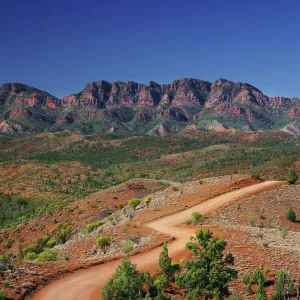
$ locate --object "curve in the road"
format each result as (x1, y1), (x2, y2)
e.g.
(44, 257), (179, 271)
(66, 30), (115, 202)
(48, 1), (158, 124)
(31, 181), (284, 300)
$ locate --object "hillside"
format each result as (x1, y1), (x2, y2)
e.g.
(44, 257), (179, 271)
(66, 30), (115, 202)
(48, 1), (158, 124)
(0, 130), (299, 299)
(1, 78), (300, 135)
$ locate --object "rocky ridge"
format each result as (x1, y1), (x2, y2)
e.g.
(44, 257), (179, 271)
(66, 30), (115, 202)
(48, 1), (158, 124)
(0, 78), (300, 135)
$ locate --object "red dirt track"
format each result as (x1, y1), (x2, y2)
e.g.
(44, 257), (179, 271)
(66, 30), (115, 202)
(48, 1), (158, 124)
(31, 181), (284, 300)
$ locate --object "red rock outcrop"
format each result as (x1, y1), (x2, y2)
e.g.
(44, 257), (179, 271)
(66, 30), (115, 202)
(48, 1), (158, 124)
(289, 106), (300, 118)
(1, 78), (300, 135)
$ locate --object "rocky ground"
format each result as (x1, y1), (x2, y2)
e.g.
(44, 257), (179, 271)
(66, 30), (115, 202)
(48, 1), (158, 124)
(193, 183), (300, 298)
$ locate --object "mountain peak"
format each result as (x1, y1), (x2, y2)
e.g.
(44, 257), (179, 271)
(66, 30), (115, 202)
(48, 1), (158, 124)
(0, 77), (299, 135)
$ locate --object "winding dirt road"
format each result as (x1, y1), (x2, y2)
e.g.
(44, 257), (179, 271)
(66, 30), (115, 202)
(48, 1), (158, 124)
(31, 181), (284, 300)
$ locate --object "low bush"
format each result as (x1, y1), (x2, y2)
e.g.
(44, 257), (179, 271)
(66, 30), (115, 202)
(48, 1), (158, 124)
(122, 240), (134, 255)
(97, 236), (111, 254)
(0, 254), (14, 274)
(0, 290), (7, 300)
(25, 252), (38, 261)
(242, 271), (250, 285)
(248, 216), (256, 227)
(229, 292), (242, 300)
(287, 169), (298, 184)
(54, 226), (75, 244)
(46, 240), (56, 248)
(128, 198), (140, 210)
(286, 207), (296, 222)
(143, 196), (152, 207)
(85, 221), (104, 233)
(23, 244), (39, 255)
(252, 268), (264, 284)
(36, 249), (59, 262)
(280, 226), (288, 239)
(191, 212), (202, 224)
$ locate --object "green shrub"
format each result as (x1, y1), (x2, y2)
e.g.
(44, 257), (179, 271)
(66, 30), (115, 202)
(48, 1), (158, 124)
(280, 226), (288, 239)
(25, 252), (38, 261)
(0, 254), (14, 274)
(55, 226), (75, 244)
(242, 271), (250, 285)
(97, 236), (111, 254)
(101, 258), (146, 300)
(23, 243), (39, 255)
(85, 221), (104, 233)
(191, 212), (202, 224)
(122, 240), (134, 255)
(287, 169), (298, 184)
(46, 240), (56, 248)
(286, 207), (296, 222)
(175, 229), (237, 300)
(128, 198), (140, 210)
(246, 282), (252, 294)
(3, 281), (10, 288)
(264, 268), (270, 276)
(37, 235), (50, 249)
(65, 254), (70, 261)
(143, 196), (152, 207)
(229, 292), (242, 300)
(37, 249), (59, 262)
(0, 290), (7, 300)
(248, 216), (256, 227)
(171, 261), (181, 272)
(252, 269), (264, 284)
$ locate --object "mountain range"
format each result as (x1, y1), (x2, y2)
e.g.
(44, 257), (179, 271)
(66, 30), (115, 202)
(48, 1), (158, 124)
(0, 78), (300, 135)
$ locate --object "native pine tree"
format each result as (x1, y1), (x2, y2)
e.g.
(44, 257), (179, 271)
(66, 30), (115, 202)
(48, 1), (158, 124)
(176, 228), (237, 300)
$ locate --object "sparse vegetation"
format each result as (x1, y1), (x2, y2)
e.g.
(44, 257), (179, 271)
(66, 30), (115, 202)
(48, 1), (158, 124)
(0, 130), (300, 299)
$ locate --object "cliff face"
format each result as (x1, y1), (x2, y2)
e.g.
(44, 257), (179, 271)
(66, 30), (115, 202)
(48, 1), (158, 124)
(61, 78), (212, 108)
(0, 78), (299, 135)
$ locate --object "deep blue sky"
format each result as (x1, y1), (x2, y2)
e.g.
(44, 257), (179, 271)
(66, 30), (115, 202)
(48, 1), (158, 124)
(1, 0), (300, 98)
